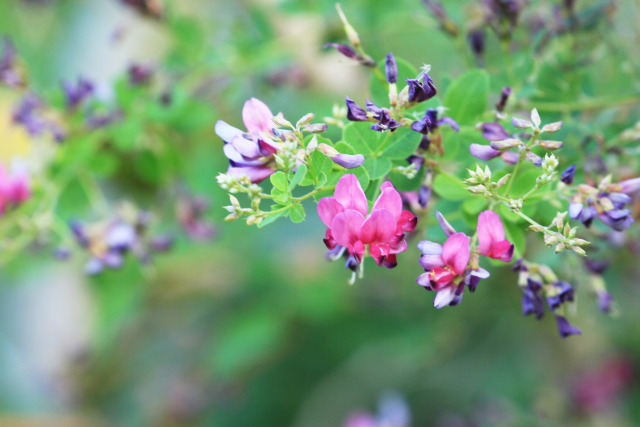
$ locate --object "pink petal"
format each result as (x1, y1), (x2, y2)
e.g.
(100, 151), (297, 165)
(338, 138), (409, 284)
(398, 210), (417, 232)
(372, 182), (402, 220)
(477, 210), (506, 257)
(360, 209), (396, 244)
(331, 210), (365, 249)
(491, 240), (514, 262)
(442, 232), (470, 276)
(242, 98), (274, 134)
(334, 174), (369, 217)
(317, 197), (344, 228)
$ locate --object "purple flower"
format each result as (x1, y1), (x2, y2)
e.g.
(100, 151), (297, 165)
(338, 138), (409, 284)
(470, 143), (501, 161)
(411, 108), (458, 136)
(317, 143), (365, 169)
(405, 73), (437, 103)
(62, 77), (94, 110)
(12, 94), (65, 142)
(522, 278), (545, 320)
(128, 63), (155, 85)
(496, 86), (512, 112)
(385, 53), (398, 84)
(323, 43), (376, 67)
(561, 164), (577, 184)
(176, 195), (216, 241)
(547, 280), (575, 312)
(323, 42), (358, 60)
(0, 37), (24, 87)
(345, 96), (369, 122)
(555, 315), (582, 338)
(570, 184), (635, 231)
(215, 98), (279, 183)
(468, 29), (486, 59)
(481, 122), (510, 141)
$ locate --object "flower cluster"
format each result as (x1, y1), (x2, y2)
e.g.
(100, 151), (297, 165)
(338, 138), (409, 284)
(417, 210), (513, 308)
(318, 174), (417, 271)
(514, 259), (581, 338)
(69, 204), (172, 275)
(569, 175), (639, 231)
(470, 108), (563, 167)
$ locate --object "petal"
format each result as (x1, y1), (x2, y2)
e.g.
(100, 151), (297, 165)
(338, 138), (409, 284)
(417, 240), (443, 255)
(334, 174), (369, 217)
(442, 232), (470, 276)
(491, 240), (514, 262)
(469, 143), (500, 161)
(419, 254), (445, 271)
(481, 122), (510, 141)
(317, 197), (344, 228)
(434, 287), (457, 309)
(435, 211), (456, 236)
(214, 120), (244, 143)
(398, 210), (417, 232)
(501, 151), (520, 165)
(242, 98), (274, 134)
(230, 135), (261, 159)
(227, 166), (274, 183)
(331, 210), (365, 249)
(417, 272), (433, 289)
(360, 209), (396, 244)
(568, 202), (583, 220)
(477, 210), (506, 257)
(372, 182), (402, 220)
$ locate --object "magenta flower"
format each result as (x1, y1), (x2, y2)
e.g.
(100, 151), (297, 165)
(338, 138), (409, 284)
(477, 210), (514, 262)
(317, 174), (417, 269)
(417, 231), (470, 308)
(215, 98), (279, 183)
(0, 163), (31, 214)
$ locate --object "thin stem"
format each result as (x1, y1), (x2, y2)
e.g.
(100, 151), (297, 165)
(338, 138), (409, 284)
(503, 152), (525, 197)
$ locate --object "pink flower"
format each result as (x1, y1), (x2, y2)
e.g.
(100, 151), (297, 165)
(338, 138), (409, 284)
(477, 210), (514, 262)
(0, 163), (31, 214)
(317, 174), (417, 268)
(214, 98), (279, 183)
(417, 231), (471, 308)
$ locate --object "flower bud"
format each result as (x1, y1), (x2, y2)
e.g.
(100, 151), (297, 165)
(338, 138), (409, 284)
(385, 52), (398, 84)
(541, 121), (562, 133)
(530, 108), (541, 128)
(539, 140), (563, 150)
(489, 138), (521, 150)
(296, 113), (315, 128)
(511, 116), (532, 129)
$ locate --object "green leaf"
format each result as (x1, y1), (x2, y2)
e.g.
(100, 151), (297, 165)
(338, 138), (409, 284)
(289, 204), (306, 223)
(444, 69), (490, 125)
(380, 127), (421, 159)
(289, 164), (307, 189)
(388, 168), (425, 192)
(462, 197), (487, 215)
(364, 157), (392, 179)
(270, 171), (288, 192)
(343, 122), (381, 156)
(257, 208), (289, 228)
(352, 166), (370, 191)
(432, 173), (469, 201)
(271, 188), (289, 205)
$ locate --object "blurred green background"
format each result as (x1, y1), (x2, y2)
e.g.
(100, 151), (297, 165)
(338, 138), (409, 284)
(0, 0), (639, 426)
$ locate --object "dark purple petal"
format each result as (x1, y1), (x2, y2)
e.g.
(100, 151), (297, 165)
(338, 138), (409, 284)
(345, 96), (368, 121)
(323, 42), (358, 60)
(547, 281), (575, 312)
(555, 315), (582, 338)
(496, 86), (512, 112)
(561, 164), (577, 184)
(385, 52), (398, 84)
(418, 185), (431, 208)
